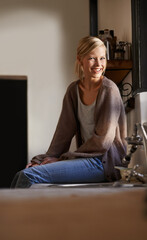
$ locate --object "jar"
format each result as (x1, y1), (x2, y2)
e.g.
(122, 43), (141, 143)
(114, 43), (125, 60)
(98, 30), (105, 42)
(124, 42), (132, 60)
(103, 29), (113, 60)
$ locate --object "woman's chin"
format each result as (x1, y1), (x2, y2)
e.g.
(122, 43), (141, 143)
(91, 73), (103, 79)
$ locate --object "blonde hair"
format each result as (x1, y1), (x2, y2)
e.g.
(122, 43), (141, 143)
(75, 36), (106, 80)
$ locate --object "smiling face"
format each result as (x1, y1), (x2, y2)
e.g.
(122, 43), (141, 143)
(80, 46), (107, 81)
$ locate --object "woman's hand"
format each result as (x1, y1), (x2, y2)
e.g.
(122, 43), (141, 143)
(40, 157), (59, 165)
(25, 162), (39, 168)
(25, 157), (59, 168)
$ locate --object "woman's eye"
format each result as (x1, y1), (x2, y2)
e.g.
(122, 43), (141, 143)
(100, 57), (105, 60)
(88, 57), (95, 60)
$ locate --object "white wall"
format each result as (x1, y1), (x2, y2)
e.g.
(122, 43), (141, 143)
(0, 0), (89, 161)
(98, 0), (132, 42)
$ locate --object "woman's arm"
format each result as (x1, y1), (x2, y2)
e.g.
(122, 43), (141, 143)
(28, 82), (78, 166)
(46, 83), (78, 158)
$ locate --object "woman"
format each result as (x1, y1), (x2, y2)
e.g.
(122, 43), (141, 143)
(11, 36), (127, 188)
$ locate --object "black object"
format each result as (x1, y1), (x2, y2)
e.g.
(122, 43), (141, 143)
(89, 0), (98, 36)
(131, 0), (147, 94)
(0, 78), (27, 188)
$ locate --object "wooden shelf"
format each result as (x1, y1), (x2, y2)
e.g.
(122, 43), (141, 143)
(0, 75), (27, 80)
(105, 60), (132, 85)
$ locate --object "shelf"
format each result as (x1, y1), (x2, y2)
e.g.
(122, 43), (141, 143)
(105, 60), (132, 85)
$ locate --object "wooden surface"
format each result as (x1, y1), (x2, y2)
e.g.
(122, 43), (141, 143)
(107, 60), (132, 70)
(0, 188), (147, 240)
(105, 60), (132, 85)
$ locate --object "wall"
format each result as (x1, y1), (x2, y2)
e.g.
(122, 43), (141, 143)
(0, 0), (89, 161)
(98, 0), (132, 42)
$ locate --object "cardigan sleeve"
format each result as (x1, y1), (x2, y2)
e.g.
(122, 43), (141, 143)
(45, 84), (78, 158)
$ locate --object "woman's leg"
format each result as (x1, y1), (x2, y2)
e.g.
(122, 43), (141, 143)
(11, 157), (106, 188)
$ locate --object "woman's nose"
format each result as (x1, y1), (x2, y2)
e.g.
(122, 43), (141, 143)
(94, 58), (100, 66)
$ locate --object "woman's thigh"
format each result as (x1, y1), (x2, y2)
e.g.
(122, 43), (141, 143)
(23, 157), (106, 185)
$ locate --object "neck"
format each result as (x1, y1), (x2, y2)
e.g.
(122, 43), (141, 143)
(82, 76), (103, 90)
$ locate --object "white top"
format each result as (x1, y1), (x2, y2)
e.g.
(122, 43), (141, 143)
(77, 86), (95, 143)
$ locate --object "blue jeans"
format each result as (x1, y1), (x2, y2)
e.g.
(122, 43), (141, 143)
(11, 157), (106, 188)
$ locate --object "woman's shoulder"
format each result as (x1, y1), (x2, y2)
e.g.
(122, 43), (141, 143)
(66, 80), (79, 93)
(101, 76), (123, 103)
(102, 76), (120, 93)
(102, 76), (117, 88)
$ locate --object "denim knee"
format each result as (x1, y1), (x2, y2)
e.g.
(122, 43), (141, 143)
(11, 170), (32, 188)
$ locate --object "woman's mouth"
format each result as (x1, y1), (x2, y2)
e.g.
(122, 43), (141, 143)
(92, 68), (103, 73)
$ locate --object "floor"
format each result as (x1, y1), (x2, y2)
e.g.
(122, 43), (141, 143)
(0, 183), (147, 240)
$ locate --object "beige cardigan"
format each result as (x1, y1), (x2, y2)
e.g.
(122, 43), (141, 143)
(32, 77), (127, 181)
